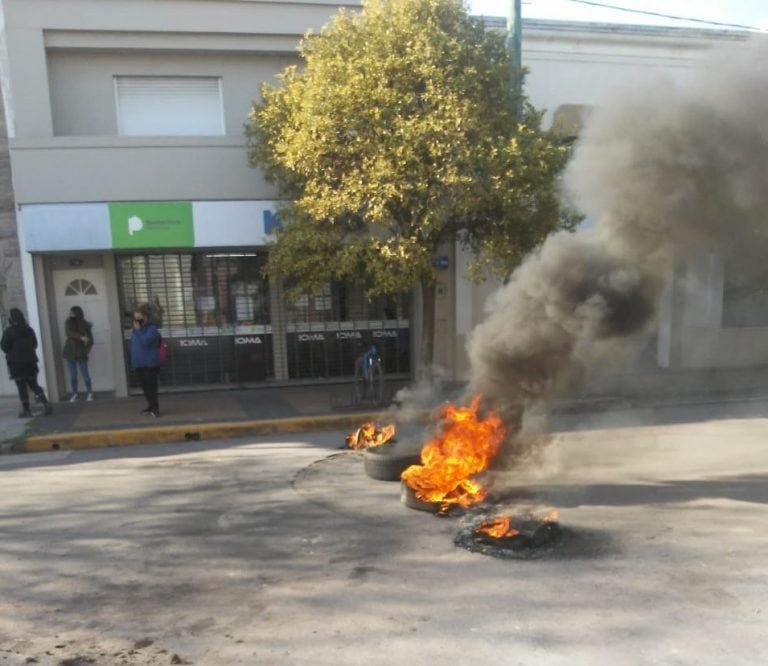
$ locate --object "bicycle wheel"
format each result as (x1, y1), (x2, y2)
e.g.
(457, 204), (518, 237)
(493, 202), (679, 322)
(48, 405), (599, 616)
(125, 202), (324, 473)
(369, 361), (384, 405)
(352, 363), (367, 404)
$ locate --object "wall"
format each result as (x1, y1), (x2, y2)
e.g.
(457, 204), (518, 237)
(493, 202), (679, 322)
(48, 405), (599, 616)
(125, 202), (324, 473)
(47, 50), (296, 137)
(3, 0), (358, 203)
(0, 83), (23, 395)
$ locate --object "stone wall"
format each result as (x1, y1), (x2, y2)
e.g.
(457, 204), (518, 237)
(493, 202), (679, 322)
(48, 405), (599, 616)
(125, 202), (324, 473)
(0, 84), (24, 328)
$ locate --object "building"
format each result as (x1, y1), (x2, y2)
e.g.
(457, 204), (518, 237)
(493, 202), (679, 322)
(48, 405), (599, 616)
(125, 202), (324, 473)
(0, 0), (754, 399)
(1, 0), (413, 400)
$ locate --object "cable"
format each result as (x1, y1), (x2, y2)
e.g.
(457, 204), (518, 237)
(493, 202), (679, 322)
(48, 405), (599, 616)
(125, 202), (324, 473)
(559, 0), (766, 32)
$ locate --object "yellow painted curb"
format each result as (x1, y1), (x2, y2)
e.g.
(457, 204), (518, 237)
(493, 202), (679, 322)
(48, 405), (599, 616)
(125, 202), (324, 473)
(21, 411), (393, 452)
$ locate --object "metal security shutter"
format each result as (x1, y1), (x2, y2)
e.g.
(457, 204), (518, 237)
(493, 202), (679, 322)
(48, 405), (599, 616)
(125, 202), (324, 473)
(117, 252), (273, 390)
(115, 76), (225, 136)
(284, 283), (412, 380)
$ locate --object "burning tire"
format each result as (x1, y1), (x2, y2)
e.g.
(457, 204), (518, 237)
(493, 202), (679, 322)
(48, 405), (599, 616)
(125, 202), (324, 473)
(454, 513), (563, 559)
(363, 443), (421, 482)
(400, 480), (443, 513)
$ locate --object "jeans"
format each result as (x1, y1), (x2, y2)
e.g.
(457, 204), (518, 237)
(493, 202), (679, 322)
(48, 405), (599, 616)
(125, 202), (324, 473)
(67, 359), (92, 394)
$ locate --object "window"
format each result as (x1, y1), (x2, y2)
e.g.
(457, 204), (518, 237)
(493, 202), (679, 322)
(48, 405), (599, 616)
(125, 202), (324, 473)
(65, 279), (97, 296)
(115, 76), (225, 136)
(116, 252), (274, 387)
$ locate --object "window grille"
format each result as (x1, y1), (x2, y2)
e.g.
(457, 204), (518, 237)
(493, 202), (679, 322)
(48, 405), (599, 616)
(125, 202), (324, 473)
(65, 279), (97, 296)
(117, 252), (273, 389)
(284, 283), (411, 380)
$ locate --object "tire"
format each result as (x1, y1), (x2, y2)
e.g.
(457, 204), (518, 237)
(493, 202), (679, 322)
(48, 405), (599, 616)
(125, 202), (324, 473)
(400, 481), (443, 514)
(363, 444), (421, 482)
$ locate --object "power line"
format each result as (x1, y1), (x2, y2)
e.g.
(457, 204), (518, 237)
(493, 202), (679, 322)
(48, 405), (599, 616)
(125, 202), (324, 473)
(561, 0), (766, 32)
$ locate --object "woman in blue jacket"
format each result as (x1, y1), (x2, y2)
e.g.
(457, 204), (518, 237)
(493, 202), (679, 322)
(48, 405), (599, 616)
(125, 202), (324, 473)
(130, 303), (161, 417)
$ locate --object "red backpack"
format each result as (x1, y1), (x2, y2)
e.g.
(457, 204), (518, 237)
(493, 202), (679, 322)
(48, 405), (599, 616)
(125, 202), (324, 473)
(158, 333), (169, 363)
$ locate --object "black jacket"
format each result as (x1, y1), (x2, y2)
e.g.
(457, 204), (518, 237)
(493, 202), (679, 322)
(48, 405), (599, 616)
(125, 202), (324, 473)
(0, 323), (39, 380)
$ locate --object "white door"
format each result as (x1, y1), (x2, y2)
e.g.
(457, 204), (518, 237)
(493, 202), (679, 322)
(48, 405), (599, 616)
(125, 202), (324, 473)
(53, 268), (115, 392)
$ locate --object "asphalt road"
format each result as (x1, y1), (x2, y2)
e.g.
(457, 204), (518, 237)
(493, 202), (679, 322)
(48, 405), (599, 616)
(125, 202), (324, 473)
(1, 410), (768, 665)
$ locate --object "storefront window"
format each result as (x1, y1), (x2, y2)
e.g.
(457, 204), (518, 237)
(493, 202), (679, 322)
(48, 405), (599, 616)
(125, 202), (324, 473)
(285, 282), (411, 380)
(117, 253), (411, 388)
(117, 252), (274, 388)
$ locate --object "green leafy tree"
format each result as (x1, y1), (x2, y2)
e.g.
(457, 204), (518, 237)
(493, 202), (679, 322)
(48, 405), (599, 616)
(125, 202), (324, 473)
(247, 0), (576, 371)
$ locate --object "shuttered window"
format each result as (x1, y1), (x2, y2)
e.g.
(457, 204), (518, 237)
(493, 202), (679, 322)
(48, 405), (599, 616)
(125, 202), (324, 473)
(115, 76), (225, 136)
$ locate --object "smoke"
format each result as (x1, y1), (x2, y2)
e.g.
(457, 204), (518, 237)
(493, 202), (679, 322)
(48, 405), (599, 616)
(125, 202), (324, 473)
(467, 35), (768, 454)
(391, 365), (453, 422)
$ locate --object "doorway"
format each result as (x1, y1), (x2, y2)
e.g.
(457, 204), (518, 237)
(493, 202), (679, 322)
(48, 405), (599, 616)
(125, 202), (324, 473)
(52, 268), (115, 392)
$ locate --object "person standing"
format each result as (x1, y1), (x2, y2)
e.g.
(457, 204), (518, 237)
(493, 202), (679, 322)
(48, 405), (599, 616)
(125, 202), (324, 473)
(0, 307), (53, 417)
(62, 305), (94, 402)
(130, 303), (161, 417)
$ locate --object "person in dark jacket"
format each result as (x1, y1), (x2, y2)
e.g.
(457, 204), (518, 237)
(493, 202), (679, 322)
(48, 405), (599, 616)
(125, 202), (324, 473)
(130, 303), (161, 417)
(0, 307), (52, 417)
(62, 305), (94, 402)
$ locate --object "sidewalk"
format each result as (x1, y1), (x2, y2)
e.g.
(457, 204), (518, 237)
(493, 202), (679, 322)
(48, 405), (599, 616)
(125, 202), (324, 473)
(3, 381), (413, 453)
(0, 395), (30, 452)
(3, 365), (768, 454)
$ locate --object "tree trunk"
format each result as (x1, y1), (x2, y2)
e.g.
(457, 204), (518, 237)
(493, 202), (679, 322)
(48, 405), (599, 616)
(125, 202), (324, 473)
(419, 280), (436, 380)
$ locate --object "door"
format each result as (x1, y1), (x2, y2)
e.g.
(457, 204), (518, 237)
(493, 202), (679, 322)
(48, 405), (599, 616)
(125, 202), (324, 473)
(53, 268), (115, 392)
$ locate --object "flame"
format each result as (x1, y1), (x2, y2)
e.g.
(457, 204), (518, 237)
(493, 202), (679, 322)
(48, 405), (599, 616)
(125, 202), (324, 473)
(474, 509), (560, 540)
(345, 421), (396, 450)
(543, 509), (560, 523)
(475, 516), (520, 538)
(401, 394), (506, 510)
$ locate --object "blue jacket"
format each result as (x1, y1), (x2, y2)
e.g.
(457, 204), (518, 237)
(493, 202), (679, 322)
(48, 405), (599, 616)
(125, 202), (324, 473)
(130, 322), (160, 369)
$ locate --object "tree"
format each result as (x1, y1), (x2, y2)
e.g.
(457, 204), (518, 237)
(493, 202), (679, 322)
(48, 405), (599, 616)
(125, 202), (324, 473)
(246, 0), (576, 372)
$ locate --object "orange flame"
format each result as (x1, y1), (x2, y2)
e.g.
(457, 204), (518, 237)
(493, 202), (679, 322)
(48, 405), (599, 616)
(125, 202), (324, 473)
(401, 394), (506, 509)
(345, 421), (396, 450)
(475, 516), (520, 538)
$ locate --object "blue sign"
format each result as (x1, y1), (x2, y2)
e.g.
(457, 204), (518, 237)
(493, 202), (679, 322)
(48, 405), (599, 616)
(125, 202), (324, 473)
(435, 255), (449, 270)
(263, 210), (283, 235)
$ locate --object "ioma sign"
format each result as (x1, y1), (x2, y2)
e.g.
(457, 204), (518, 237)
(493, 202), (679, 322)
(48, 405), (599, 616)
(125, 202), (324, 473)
(109, 202), (195, 248)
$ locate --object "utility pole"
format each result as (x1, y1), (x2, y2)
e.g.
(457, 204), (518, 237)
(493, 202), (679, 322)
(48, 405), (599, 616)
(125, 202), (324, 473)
(506, 0), (522, 119)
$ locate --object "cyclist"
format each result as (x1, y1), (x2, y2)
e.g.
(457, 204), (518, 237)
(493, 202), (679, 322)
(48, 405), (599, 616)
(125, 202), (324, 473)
(356, 340), (380, 380)
(353, 337), (384, 404)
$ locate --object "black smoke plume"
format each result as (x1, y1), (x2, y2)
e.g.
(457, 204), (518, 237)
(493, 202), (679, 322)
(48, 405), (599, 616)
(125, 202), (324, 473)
(467, 36), (768, 455)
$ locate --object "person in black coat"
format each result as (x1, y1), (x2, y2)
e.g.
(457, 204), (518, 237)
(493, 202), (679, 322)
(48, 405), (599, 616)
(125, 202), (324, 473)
(0, 307), (53, 417)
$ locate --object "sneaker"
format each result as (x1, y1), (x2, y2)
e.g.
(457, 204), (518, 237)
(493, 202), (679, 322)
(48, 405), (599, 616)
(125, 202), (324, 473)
(149, 410), (160, 418)
(18, 409), (32, 418)
(85, 393), (94, 402)
(140, 407), (152, 414)
(69, 393), (78, 402)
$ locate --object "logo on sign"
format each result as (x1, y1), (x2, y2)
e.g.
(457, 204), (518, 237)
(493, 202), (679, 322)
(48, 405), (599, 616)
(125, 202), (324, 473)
(263, 210), (283, 235)
(179, 339), (209, 347)
(298, 333), (325, 342)
(372, 330), (398, 338)
(128, 215), (143, 236)
(336, 331), (363, 340)
(235, 336), (263, 345)
(109, 202), (194, 249)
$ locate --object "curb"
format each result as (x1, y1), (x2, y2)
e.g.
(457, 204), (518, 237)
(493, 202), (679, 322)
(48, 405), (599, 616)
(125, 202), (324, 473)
(21, 411), (395, 453)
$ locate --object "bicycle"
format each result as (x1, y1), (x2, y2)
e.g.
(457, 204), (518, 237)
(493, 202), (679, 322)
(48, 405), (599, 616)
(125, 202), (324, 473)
(352, 342), (384, 406)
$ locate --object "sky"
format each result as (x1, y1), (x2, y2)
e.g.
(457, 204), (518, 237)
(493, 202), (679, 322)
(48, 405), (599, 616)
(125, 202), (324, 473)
(467, 0), (768, 32)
